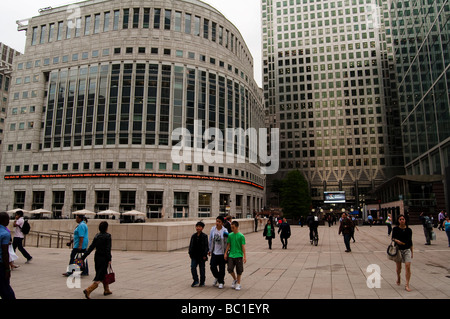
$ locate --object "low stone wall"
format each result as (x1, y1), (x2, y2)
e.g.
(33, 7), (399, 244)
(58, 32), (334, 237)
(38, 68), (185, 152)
(9, 218), (265, 252)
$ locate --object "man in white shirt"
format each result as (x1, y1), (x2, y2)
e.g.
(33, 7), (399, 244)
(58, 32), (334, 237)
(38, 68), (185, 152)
(208, 216), (228, 288)
(13, 211), (33, 263)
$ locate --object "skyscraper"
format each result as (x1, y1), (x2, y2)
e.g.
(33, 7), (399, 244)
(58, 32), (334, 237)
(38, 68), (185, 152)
(390, 0), (450, 210)
(262, 0), (403, 208)
(0, 43), (21, 164)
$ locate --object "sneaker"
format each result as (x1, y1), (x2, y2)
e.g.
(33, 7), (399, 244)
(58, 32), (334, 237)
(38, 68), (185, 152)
(191, 281), (199, 287)
(199, 283), (205, 287)
(25, 257), (33, 264)
(218, 283), (224, 289)
(213, 279), (218, 287)
(235, 284), (241, 291)
(231, 280), (237, 289)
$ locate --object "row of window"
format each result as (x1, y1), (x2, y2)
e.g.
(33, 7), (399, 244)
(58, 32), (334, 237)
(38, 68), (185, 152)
(5, 161), (264, 185)
(30, 7), (252, 67)
(13, 190), (262, 218)
(279, 157), (386, 169)
(41, 63), (263, 151)
(15, 45), (250, 85)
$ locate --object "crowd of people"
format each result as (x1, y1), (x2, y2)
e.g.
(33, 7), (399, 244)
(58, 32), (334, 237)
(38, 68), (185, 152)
(1, 208), (449, 299)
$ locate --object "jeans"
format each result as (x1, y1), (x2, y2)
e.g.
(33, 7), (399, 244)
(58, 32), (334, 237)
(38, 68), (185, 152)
(210, 254), (225, 284)
(191, 258), (206, 284)
(446, 230), (450, 247)
(423, 227), (432, 244)
(0, 264), (15, 300)
(343, 234), (352, 251)
(12, 237), (32, 261)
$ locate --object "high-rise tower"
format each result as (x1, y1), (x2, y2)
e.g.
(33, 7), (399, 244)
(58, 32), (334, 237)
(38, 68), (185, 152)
(262, 0), (403, 208)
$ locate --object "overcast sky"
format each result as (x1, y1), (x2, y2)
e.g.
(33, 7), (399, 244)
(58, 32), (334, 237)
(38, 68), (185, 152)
(0, 0), (262, 86)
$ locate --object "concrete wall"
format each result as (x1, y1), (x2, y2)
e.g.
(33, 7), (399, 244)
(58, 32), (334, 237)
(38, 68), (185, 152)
(9, 218), (266, 252)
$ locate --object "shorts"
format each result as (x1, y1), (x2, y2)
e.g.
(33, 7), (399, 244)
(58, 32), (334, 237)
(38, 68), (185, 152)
(227, 257), (244, 275)
(400, 249), (412, 263)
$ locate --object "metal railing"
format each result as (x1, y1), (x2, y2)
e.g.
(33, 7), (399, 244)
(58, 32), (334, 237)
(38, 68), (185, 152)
(24, 230), (73, 249)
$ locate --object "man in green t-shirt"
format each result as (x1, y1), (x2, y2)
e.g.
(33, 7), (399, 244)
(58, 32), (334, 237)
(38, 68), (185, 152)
(224, 221), (246, 291)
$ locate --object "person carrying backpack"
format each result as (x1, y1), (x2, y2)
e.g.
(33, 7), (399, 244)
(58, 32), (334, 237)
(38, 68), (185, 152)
(419, 212), (433, 245)
(13, 211), (33, 263)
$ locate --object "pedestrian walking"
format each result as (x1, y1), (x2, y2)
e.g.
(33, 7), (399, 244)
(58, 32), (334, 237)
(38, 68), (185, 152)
(224, 215), (232, 233)
(444, 215), (450, 247)
(12, 210), (32, 263)
(278, 218), (291, 249)
(367, 214), (374, 227)
(392, 215), (413, 292)
(338, 212), (354, 252)
(81, 221), (112, 299)
(438, 210), (445, 231)
(0, 212), (15, 300)
(208, 216), (228, 288)
(386, 213), (393, 237)
(63, 214), (89, 277)
(189, 221), (209, 287)
(351, 216), (359, 243)
(224, 221), (246, 291)
(263, 219), (275, 249)
(419, 212), (433, 245)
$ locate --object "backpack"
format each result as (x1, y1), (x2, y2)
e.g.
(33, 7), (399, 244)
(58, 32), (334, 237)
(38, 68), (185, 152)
(424, 216), (433, 230)
(20, 219), (31, 235)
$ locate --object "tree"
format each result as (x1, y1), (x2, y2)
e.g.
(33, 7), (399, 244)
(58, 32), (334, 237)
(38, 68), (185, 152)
(280, 170), (311, 219)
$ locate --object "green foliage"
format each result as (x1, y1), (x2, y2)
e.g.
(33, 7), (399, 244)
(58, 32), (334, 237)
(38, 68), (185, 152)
(280, 170), (311, 219)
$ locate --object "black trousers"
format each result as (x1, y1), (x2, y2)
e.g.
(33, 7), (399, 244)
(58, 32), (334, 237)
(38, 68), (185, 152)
(210, 253), (225, 284)
(12, 237), (32, 261)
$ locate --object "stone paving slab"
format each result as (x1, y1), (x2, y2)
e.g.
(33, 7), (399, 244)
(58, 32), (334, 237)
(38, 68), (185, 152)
(6, 223), (450, 300)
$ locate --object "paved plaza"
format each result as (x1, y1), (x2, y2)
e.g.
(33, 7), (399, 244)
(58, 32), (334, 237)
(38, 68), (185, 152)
(7, 223), (450, 300)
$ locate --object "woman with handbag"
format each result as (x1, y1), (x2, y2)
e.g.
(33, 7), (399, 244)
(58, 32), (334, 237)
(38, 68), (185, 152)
(391, 215), (413, 292)
(82, 221), (112, 299)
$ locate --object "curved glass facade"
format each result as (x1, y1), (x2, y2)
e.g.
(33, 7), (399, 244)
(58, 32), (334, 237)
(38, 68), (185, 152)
(1, 0), (265, 218)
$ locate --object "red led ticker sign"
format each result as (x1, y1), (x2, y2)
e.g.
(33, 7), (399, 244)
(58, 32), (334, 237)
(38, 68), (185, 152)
(4, 172), (264, 190)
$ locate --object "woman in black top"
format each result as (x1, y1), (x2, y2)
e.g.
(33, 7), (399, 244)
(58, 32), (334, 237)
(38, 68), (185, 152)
(392, 215), (413, 292)
(82, 221), (112, 299)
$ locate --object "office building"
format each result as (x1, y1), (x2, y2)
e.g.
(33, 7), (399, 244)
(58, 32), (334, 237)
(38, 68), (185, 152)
(1, 0), (265, 218)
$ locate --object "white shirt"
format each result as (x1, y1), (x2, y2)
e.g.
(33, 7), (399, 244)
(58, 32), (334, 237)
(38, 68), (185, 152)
(14, 217), (25, 238)
(210, 226), (227, 255)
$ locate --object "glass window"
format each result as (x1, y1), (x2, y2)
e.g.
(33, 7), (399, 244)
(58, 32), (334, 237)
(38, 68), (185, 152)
(123, 9), (129, 29)
(104, 12), (110, 31)
(57, 21), (64, 40)
(174, 11), (182, 31)
(194, 16), (200, 36)
(133, 8), (140, 28)
(113, 10), (120, 30)
(94, 14), (101, 34)
(32, 27), (38, 45)
(40, 25), (47, 44)
(84, 16), (91, 35)
(143, 8), (150, 28)
(185, 13), (191, 33)
(164, 9), (171, 30)
(154, 9), (161, 29)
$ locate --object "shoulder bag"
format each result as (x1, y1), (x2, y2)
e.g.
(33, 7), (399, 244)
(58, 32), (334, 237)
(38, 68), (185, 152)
(387, 241), (402, 263)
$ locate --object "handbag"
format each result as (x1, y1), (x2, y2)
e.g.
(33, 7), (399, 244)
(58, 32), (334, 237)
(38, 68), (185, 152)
(387, 241), (402, 263)
(73, 252), (85, 271)
(103, 264), (115, 285)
